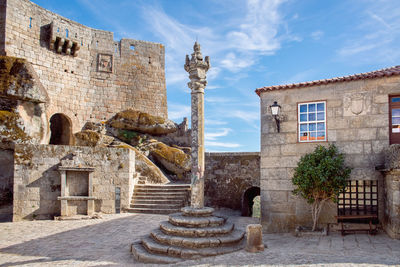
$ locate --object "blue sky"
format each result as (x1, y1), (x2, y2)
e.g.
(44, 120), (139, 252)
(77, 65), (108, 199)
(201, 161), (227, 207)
(32, 0), (400, 152)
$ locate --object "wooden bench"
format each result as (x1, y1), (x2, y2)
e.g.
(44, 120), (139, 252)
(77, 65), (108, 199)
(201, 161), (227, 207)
(336, 214), (378, 236)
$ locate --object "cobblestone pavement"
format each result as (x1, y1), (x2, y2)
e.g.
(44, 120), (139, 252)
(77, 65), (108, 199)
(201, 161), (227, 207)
(0, 210), (399, 267)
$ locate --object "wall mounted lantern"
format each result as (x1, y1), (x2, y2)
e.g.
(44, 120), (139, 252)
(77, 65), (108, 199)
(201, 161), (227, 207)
(270, 101), (281, 133)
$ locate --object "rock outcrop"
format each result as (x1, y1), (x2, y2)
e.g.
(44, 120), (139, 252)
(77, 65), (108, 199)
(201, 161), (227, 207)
(74, 130), (114, 147)
(108, 109), (177, 136)
(149, 142), (191, 178)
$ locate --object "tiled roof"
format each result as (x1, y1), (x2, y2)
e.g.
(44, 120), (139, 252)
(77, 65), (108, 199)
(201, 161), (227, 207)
(255, 65), (400, 96)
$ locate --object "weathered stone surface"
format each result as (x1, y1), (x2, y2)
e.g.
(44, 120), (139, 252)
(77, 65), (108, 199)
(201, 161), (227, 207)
(384, 144), (400, 170)
(159, 221), (233, 237)
(149, 142), (191, 177)
(181, 207), (214, 217)
(245, 224), (264, 253)
(13, 144), (135, 221)
(204, 152), (260, 210)
(108, 109), (177, 136)
(185, 42), (210, 209)
(0, 110), (31, 147)
(74, 130), (114, 147)
(0, 56), (49, 103)
(116, 143), (169, 184)
(169, 213), (226, 228)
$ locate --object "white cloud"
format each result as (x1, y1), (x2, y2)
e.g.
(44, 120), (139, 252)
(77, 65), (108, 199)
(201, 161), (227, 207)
(311, 30), (324, 40)
(205, 119), (228, 125)
(336, 1), (400, 64)
(220, 52), (255, 72)
(205, 141), (241, 148)
(205, 128), (232, 141)
(168, 103), (191, 121)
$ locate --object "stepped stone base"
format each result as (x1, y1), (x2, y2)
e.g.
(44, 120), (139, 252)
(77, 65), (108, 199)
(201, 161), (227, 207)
(128, 183), (190, 214)
(131, 207), (245, 263)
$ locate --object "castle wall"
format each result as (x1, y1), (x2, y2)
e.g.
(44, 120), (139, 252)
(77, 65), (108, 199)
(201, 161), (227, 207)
(13, 144), (134, 221)
(2, 0), (167, 135)
(204, 152), (260, 211)
(259, 75), (400, 233)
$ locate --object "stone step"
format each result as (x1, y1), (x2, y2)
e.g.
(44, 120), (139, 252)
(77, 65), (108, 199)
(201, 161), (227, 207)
(181, 207), (214, 217)
(169, 214), (226, 228)
(150, 228), (244, 248)
(133, 192), (188, 196)
(131, 240), (180, 264)
(131, 203), (182, 209)
(133, 199), (184, 205)
(132, 195), (186, 201)
(159, 221), (234, 237)
(135, 184), (190, 190)
(134, 188), (190, 193)
(140, 236), (245, 260)
(125, 208), (180, 214)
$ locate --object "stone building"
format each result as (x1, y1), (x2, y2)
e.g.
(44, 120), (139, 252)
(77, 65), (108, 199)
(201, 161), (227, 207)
(0, 0), (261, 222)
(1, 0), (167, 139)
(256, 65), (400, 238)
(0, 0), (166, 220)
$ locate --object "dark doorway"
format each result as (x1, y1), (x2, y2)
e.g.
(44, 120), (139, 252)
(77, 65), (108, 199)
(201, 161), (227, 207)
(49, 113), (72, 145)
(241, 186), (260, 217)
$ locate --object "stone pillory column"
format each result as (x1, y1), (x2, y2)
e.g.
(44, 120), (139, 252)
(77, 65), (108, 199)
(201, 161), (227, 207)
(184, 42), (210, 209)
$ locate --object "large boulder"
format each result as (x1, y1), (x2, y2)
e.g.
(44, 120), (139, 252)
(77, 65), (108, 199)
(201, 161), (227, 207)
(116, 143), (170, 184)
(149, 142), (191, 178)
(0, 110), (31, 148)
(108, 109), (177, 135)
(74, 130), (114, 147)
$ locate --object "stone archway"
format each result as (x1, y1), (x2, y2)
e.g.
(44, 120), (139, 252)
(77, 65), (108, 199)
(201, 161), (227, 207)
(49, 113), (73, 145)
(241, 186), (260, 217)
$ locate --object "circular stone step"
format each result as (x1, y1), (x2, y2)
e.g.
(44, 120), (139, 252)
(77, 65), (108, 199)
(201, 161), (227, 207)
(169, 213), (226, 228)
(141, 236), (245, 260)
(159, 221), (234, 237)
(181, 207), (214, 217)
(150, 228), (244, 249)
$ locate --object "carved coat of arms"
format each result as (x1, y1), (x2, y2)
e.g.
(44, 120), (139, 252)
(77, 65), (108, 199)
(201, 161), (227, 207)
(350, 94), (364, 115)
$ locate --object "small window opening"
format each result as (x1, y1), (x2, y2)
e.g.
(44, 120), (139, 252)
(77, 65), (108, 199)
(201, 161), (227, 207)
(130, 44), (135, 51)
(75, 33), (78, 38)
(65, 29), (69, 38)
(148, 57), (152, 64)
(114, 43), (118, 53)
(57, 27), (60, 33)
(29, 17), (32, 29)
(96, 41), (98, 48)
(71, 70), (74, 74)
(64, 69), (68, 72)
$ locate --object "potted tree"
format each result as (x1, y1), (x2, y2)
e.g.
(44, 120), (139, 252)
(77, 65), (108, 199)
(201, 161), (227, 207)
(292, 144), (351, 232)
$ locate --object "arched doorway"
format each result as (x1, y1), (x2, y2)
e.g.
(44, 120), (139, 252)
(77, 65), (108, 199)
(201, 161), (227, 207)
(49, 113), (72, 145)
(241, 186), (260, 217)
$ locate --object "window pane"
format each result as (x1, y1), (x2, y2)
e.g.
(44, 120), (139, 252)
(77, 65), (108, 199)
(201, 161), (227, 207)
(308, 113), (316, 121)
(309, 103), (316, 112)
(300, 124), (307, 131)
(317, 122), (325, 131)
(309, 132), (316, 141)
(299, 104), (307, 113)
(300, 114), (307, 122)
(317, 112), (324, 121)
(393, 117), (400, 125)
(392, 97), (400, 102)
(393, 108), (400, 117)
(300, 132), (308, 141)
(317, 131), (325, 140)
(309, 123), (316, 131)
(317, 103), (324, 111)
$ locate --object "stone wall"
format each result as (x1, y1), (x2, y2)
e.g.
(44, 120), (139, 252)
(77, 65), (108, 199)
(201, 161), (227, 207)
(13, 144), (135, 221)
(2, 0), (167, 134)
(259, 75), (400, 233)
(204, 152), (260, 211)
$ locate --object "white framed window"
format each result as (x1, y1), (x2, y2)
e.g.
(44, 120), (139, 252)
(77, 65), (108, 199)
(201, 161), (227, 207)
(298, 101), (326, 142)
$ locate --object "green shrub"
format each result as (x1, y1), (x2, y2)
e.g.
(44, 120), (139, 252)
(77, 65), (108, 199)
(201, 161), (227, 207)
(292, 144), (351, 231)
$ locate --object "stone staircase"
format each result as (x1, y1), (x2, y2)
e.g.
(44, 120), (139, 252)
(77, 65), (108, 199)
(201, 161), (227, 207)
(131, 207), (245, 263)
(126, 183), (191, 214)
